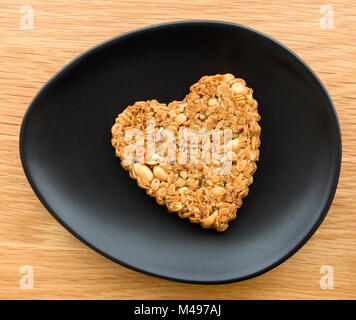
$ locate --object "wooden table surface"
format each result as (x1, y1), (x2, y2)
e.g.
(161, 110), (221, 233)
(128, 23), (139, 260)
(1, 0), (355, 300)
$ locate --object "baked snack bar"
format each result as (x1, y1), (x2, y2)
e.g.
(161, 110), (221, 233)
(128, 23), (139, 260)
(111, 74), (261, 231)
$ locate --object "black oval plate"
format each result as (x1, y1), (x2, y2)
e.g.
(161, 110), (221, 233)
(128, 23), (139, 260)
(20, 21), (341, 284)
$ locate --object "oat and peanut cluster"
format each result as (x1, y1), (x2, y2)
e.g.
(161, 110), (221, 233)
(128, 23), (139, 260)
(111, 74), (261, 231)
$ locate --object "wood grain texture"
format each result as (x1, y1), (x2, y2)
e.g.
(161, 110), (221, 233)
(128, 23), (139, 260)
(1, 0), (355, 300)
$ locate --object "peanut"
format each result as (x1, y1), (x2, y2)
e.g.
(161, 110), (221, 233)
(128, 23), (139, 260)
(175, 113), (187, 125)
(167, 201), (184, 212)
(208, 98), (218, 107)
(231, 138), (240, 153)
(133, 164), (153, 182)
(212, 186), (226, 197)
(201, 210), (218, 228)
(153, 165), (168, 181)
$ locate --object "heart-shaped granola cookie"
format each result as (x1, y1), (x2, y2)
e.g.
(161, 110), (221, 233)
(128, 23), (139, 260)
(111, 74), (261, 231)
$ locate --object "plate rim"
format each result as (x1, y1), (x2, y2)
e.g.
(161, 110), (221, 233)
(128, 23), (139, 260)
(19, 20), (342, 284)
